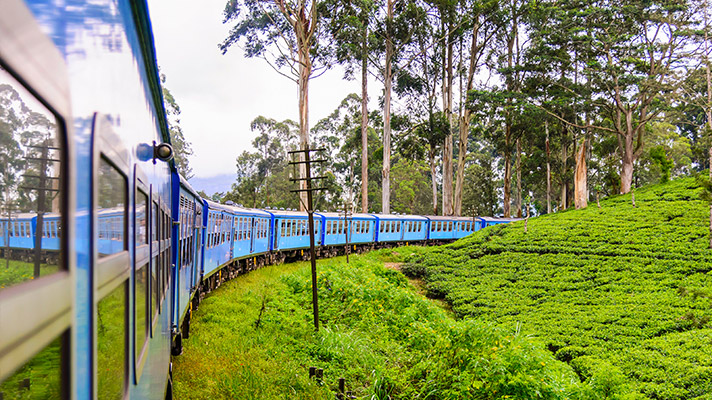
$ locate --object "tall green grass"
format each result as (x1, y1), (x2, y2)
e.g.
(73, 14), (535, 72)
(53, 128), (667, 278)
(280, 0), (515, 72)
(174, 250), (600, 399)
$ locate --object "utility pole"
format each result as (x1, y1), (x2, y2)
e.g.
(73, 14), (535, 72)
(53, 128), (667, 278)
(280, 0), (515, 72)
(343, 161), (355, 264)
(22, 139), (60, 278)
(288, 146), (326, 331)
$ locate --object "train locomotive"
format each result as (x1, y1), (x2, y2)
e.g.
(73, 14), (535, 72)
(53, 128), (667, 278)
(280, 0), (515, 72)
(0, 0), (517, 399)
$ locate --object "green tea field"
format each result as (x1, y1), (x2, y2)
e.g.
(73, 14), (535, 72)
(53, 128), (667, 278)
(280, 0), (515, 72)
(405, 177), (712, 399)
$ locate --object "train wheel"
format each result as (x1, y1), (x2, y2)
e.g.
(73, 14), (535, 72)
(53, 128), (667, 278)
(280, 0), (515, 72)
(165, 362), (174, 400)
(171, 330), (183, 356)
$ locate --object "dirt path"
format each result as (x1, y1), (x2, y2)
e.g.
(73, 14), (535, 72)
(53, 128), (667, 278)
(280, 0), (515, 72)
(383, 262), (452, 313)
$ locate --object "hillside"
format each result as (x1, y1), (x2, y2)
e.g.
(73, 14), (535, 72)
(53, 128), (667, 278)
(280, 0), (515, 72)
(174, 251), (600, 399)
(404, 177), (712, 399)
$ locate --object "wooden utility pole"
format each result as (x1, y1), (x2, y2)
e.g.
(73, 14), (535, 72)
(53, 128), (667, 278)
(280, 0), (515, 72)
(23, 140), (60, 278)
(289, 147), (326, 331)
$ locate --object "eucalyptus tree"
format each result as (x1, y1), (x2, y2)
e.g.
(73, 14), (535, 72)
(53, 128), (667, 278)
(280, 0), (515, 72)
(573, 0), (694, 194)
(161, 73), (194, 179)
(321, 0), (379, 212)
(220, 0), (332, 209)
(524, 0), (591, 210)
(488, 0), (530, 217)
(453, 0), (500, 216)
(372, 0), (427, 214)
(393, 8), (447, 214)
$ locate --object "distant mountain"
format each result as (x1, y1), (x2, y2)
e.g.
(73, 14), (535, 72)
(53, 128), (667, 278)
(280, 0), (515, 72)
(188, 173), (236, 196)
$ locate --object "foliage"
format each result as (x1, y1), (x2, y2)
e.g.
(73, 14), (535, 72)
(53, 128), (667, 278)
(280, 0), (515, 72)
(407, 177), (712, 399)
(174, 249), (621, 399)
(161, 73), (194, 179)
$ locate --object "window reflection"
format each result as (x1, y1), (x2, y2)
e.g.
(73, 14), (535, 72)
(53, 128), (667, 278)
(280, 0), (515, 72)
(0, 335), (63, 399)
(0, 68), (63, 292)
(97, 281), (127, 399)
(136, 190), (147, 245)
(97, 158), (126, 258)
(135, 263), (147, 362)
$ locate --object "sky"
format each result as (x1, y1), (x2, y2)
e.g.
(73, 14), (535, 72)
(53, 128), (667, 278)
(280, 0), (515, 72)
(146, 0), (377, 179)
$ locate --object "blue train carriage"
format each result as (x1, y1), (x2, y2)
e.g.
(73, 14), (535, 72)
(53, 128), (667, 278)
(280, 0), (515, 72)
(228, 205), (271, 266)
(172, 174), (205, 351)
(316, 212), (377, 256)
(270, 209), (322, 260)
(372, 214), (428, 244)
(0, 0), (175, 399)
(202, 200), (236, 280)
(479, 216), (522, 228)
(0, 214), (39, 254)
(427, 216), (482, 241)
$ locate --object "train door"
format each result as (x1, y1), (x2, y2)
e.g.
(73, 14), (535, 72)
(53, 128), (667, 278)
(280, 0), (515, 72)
(250, 217), (256, 254)
(229, 214), (235, 258)
(0, 3), (72, 397)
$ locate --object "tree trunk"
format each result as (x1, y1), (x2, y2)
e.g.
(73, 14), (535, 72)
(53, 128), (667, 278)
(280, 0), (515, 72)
(297, 44), (312, 211)
(503, 135), (512, 217)
(705, 2), (711, 248)
(620, 132), (635, 194)
(502, 8), (517, 218)
(442, 22), (454, 216)
(545, 120), (551, 214)
(361, 25), (369, 213)
(515, 138), (522, 218)
(574, 139), (588, 209)
(454, 18), (480, 216)
(382, 0), (393, 214)
(430, 146), (438, 215)
(560, 133), (567, 211)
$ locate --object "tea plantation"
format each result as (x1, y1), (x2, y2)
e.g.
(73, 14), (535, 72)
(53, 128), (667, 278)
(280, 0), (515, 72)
(403, 177), (712, 399)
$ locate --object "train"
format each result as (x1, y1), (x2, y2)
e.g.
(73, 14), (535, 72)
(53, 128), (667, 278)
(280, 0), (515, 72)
(0, 1), (517, 399)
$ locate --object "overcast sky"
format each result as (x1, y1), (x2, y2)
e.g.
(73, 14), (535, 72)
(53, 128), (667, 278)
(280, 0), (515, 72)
(146, 0), (381, 179)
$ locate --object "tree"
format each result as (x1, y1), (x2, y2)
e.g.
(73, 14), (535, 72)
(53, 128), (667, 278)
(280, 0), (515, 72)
(221, 0), (331, 209)
(573, 0), (694, 194)
(454, 0), (499, 216)
(161, 73), (194, 179)
(372, 0), (425, 214)
(322, 0), (379, 212)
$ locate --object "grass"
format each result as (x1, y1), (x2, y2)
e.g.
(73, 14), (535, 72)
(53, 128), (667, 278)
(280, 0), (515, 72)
(174, 250), (594, 399)
(404, 177), (712, 399)
(0, 336), (62, 399)
(0, 258), (59, 290)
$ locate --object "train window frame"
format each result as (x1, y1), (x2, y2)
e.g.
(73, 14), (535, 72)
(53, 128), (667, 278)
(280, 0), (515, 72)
(133, 168), (150, 382)
(92, 114), (130, 399)
(0, 2), (74, 395)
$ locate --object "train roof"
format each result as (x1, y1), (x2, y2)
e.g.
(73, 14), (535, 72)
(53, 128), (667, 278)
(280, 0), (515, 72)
(427, 215), (481, 222)
(480, 217), (523, 222)
(368, 213), (429, 221)
(179, 174), (203, 200)
(204, 199), (236, 213)
(316, 212), (376, 220)
(227, 204), (271, 217)
(262, 209), (309, 218)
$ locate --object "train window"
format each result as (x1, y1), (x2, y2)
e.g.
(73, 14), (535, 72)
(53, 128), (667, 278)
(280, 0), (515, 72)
(97, 281), (128, 399)
(97, 158), (126, 257)
(136, 190), (148, 245)
(135, 261), (148, 364)
(0, 333), (64, 399)
(152, 254), (158, 324)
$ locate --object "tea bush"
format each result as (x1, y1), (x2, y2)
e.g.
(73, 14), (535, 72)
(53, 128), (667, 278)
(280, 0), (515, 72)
(175, 251), (600, 399)
(408, 177), (712, 399)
